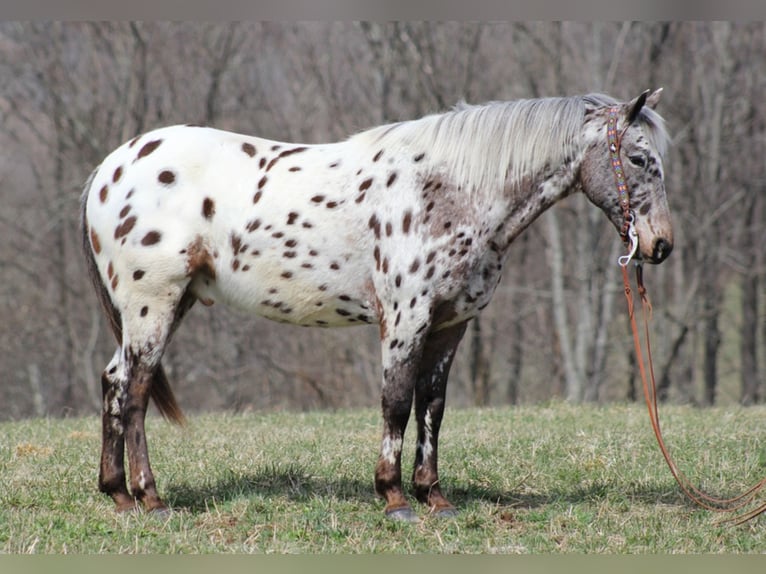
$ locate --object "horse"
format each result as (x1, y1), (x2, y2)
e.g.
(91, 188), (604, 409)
(80, 89), (672, 522)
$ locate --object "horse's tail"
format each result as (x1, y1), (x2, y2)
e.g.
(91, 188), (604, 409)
(80, 170), (186, 425)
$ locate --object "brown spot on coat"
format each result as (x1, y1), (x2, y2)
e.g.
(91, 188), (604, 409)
(113, 166), (123, 183)
(280, 146), (308, 158)
(99, 185), (109, 203)
(137, 140), (162, 160)
(359, 178), (373, 192)
(111, 275), (119, 291)
(202, 198), (215, 219)
(373, 149), (384, 162)
(230, 233), (242, 254)
(158, 170), (176, 185)
(386, 172), (397, 187)
(368, 214), (381, 239)
(119, 205), (131, 219)
(258, 176), (268, 189)
(114, 216), (137, 239)
(242, 142), (256, 157)
(140, 306), (149, 317)
(185, 235), (216, 279)
(402, 211), (413, 234)
(141, 231), (162, 246)
(287, 212), (299, 225)
(90, 229), (102, 254)
(311, 195), (325, 203)
(253, 191), (263, 204)
(413, 152), (425, 162)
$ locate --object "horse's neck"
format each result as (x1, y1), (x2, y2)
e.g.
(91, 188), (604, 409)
(494, 153), (582, 251)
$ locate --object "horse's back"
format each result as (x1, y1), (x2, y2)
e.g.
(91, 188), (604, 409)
(83, 125), (379, 326)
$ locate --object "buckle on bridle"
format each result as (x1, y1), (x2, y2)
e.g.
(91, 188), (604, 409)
(617, 211), (639, 267)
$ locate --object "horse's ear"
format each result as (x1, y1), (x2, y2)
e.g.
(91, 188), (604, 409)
(625, 89), (651, 124)
(646, 88), (663, 109)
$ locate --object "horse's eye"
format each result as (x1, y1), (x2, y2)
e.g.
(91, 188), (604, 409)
(628, 155), (646, 168)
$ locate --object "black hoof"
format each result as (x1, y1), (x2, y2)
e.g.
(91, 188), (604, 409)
(431, 507), (458, 519)
(147, 506), (173, 520)
(385, 507), (421, 523)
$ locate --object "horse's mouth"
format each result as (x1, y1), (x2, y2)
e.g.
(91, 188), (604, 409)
(647, 238), (673, 264)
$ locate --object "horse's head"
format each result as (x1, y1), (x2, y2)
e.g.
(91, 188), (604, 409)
(580, 89), (673, 264)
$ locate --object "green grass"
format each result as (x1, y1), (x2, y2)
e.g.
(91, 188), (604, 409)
(1, 403), (766, 553)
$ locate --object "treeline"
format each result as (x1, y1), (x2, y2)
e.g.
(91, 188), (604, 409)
(0, 22), (762, 420)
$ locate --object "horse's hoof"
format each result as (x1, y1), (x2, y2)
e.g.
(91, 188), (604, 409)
(385, 507), (421, 523)
(430, 506), (458, 519)
(148, 506), (172, 519)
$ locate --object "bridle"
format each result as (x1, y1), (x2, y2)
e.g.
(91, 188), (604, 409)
(607, 107), (639, 267)
(607, 106), (766, 524)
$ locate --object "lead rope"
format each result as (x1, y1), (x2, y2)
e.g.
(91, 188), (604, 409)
(609, 107), (766, 524)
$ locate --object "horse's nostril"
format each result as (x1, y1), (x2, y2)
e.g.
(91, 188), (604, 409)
(653, 238), (673, 263)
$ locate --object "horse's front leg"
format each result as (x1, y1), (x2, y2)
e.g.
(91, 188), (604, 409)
(412, 321), (468, 517)
(374, 321), (427, 522)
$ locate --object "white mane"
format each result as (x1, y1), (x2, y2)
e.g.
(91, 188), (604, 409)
(355, 96), (584, 197)
(352, 94), (669, 198)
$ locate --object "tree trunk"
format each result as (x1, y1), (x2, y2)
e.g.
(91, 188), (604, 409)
(506, 233), (530, 405)
(546, 210), (582, 402)
(469, 317), (491, 406)
(702, 285), (721, 406)
(740, 191), (761, 405)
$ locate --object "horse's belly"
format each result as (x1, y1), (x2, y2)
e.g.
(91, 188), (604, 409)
(190, 256), (378, 328)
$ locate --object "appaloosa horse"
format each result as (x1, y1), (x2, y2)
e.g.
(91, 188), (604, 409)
(81, 90), (672, 522)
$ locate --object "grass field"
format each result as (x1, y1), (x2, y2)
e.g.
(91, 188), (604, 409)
(1, 403), (766, 554)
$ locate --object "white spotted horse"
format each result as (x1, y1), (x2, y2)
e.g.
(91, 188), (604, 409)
(81, 90), (672, 522)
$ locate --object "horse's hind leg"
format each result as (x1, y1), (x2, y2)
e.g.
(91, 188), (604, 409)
(100, 288), (190, 513)
(100, 347), (169, 512)
(99, 350), (135, 511)
(412, 321), (468, 517)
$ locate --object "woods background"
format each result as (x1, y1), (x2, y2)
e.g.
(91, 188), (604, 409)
(0, 21), (763, 420)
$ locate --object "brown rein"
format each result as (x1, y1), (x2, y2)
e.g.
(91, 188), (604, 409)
(622, 264), (766, 524)
(609, 106), (766, 524)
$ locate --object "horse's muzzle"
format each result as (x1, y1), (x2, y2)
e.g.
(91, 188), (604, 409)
(651, 238), (673, 264)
